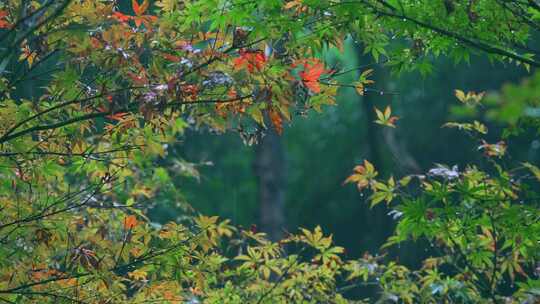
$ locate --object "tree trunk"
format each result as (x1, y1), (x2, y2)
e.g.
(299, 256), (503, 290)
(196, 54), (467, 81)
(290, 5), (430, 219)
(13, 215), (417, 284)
(254, 128), (286, 241)
(356, 45), (422, 268)
(355, 44), (393, 253)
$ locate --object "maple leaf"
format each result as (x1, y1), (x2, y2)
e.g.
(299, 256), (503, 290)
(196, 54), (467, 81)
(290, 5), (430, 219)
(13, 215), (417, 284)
(112, 12), (132, 23)
(133, 15), (153, 28)
(344, 160), (378, 190)
(283, 0), (308, 13)
(180, 84), (199, 99)
(124, 215), (138, 229)
(269, 108), (283, 135)
(355, 69), (375, 96)
(299, 61), (328, 93)
(97, 105), (129, 121)
(107, 112), (129, 121)
(442, 120), (487, 134)
(523, 162), (540, 182)
(284, 0), (302, 9)
(0, 10), (10, 29)
(128, 269), (147, 280)
(19, 44), (37, 67)
(374, 106), (399, 128)
(233, 49), (266, 73)
(132, 0), (149, 16)
(127, 71), (148, 85)
(454, 89), (485, 105)
(162, 53), (181, 62)
(478, 140), (506, 158)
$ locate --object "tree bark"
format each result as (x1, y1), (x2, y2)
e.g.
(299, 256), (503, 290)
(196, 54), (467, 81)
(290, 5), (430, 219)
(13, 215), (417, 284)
(254, 128), (286, 241)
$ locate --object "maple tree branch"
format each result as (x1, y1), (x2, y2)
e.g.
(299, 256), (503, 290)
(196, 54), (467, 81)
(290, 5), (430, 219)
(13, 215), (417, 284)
(0, 146), (140, 158)
(8, 0), (73, 57)
(0, 227), (204, 295)
(0, 0), (59, 42)
(255, 247), (308, 304)
(6, 291), (88, 304)
(0, 86), (143, 142)
(0, 179), (109, 232)
(0, 95), (252, 144)
(363, 0), (540, 67)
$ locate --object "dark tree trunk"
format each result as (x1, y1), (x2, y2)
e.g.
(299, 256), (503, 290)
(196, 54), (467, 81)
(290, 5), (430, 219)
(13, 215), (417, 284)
(356, 45), (422, 267)
(360, 85), (393, 252)
(254, 128), (286, 241)
(355, 44), (393, 253)
(362, 89), (384, 169)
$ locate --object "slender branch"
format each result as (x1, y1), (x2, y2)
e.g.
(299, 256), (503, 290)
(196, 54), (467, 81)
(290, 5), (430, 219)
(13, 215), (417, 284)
(0, 176), (115, 232)
(0, 95), (252, 144)
(255, 248), (307, 304)
(0, 146), (140, 158)
(353, 0), (540, 67)
(0, 0), (57, 42)
(0, 227), (202, 295)
(10, 291), (88, 304)
(0, 86), (140, 142)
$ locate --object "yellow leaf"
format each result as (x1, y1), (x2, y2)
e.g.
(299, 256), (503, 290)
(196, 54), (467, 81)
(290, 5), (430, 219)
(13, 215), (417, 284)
(156, 0), (179, 11)
(262, 266), (271, 279)
(249, 106), (265, 126)
(374, 106), (384, 121)
(284, 0), (302, 9)
(364, 159), (375, 173)
(374, 106), (398, 128)
(355, 83), (365, 95)
(523, 162), (540, 182)
(399, 176), (412, 186)
(454, 89), (466, 102)
(454, 89), (485, 105)
(384, 105), (391, 117)
(128, 269), (147, 280)
(359, 69), (374, 81)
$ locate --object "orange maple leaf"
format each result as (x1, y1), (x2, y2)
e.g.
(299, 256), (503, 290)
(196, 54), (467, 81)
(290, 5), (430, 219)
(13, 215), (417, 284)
(299, 61), (327, 93)
(112, 12), (132, 23)
(0, 10), (10, 29)
(269, 108), (283, 135)
(133, 15), (152, 28)
(233, 49), (266, 73)
(132, 0), (149, 16)
(163, 53), (181, 62)
(98, 105), (129, 121)
(107, 112), (129, 121)
(123, 215), (138, 229)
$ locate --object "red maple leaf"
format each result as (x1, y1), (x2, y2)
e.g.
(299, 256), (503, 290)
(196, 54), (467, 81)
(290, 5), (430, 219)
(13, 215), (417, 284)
(132, 0), (149, 16)
(162, 53), (181, 62)
(112, 12), (132, 23)
(299, 61), (327, 93)
(0, 10), (10, 29)
(233, 49), (266, 73)
(98, 106), (128, 121)
(107, 112), (129, 121)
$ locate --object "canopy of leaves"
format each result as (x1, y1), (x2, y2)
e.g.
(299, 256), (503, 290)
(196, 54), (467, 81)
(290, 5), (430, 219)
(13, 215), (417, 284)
(0, 0), (539, 303)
